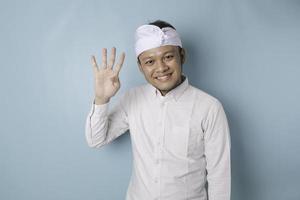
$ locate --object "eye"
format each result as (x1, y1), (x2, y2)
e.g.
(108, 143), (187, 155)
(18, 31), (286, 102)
(164, 54), (174, 61)
(145, 60), (154, 65)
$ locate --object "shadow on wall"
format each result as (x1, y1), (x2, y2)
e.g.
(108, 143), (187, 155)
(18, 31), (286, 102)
(183, 32), (259, 200)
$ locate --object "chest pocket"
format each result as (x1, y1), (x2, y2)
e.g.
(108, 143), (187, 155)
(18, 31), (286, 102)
(163, 103), (193, 159)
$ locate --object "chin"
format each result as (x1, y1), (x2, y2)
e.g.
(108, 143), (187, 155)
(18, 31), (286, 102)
(154, 76), (181, 89)
(146, 73), (181, 92)
(154, 82), (176, 92)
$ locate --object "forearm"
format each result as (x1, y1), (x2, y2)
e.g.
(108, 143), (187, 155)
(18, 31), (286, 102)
(85, 101), (110, 148)
(85, 94), (130, 148)
(206, 148), (231, 200)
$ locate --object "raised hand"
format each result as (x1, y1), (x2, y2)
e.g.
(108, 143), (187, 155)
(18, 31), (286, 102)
(91, 47), (125, 105)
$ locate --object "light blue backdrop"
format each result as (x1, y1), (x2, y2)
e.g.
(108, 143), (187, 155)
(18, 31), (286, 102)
(1, 0), (300, 199)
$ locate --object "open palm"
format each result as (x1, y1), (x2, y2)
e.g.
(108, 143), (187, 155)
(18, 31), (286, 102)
(91, 47), (125, 104)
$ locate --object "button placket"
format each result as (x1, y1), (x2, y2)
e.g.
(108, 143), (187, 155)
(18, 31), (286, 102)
(153, 98), (167, 198)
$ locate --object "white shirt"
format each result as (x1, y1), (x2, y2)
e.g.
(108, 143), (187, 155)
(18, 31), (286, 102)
(85, 76), (231, 200)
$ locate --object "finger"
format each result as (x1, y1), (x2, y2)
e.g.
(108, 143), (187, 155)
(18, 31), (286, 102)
(91, 55), (99, 75)
(101, 48), (107, 69)
(114, 52), (125, 75)
(107, 47), (116, 69)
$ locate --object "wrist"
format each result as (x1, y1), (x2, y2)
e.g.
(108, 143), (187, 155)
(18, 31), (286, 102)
(94, 97), (110, 105)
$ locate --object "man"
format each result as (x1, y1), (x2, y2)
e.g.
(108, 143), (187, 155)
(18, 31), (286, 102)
(85, 20), (231, 200)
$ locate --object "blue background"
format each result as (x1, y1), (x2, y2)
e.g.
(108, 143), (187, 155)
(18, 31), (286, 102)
(1, 0), (300, 199)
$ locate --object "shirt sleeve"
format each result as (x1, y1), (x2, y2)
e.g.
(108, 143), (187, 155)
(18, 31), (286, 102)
(203, 99), (231, 200)
(85, 92), (130, 148)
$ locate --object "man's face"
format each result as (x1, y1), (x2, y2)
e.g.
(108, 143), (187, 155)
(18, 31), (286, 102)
(138, 45), (185, 96)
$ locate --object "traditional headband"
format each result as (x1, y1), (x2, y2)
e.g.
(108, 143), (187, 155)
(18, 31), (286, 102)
(134, 24), (182, 57)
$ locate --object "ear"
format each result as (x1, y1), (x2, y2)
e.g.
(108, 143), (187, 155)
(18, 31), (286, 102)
(180, 48), (186, 65)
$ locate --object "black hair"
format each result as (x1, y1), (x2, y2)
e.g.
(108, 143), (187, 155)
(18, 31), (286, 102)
(148, 20), (176, 30)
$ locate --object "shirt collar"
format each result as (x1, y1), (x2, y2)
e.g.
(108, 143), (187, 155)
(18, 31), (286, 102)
(146, 75), (189, 101)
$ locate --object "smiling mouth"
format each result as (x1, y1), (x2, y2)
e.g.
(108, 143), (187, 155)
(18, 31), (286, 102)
(155, 73), (172, 81)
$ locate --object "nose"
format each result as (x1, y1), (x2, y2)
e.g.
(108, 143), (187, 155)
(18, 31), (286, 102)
(156, 60), (169, 73)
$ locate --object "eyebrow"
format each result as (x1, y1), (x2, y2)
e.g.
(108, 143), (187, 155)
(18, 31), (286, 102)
(141, 50), (175, 61)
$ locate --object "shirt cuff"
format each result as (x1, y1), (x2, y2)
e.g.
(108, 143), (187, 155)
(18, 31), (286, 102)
(91, 100), (109, 117)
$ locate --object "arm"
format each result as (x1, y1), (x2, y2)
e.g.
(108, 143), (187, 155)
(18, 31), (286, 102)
(203, 100), (231, 200)
(85, 94), (129, 148)
(85, 47), (127, 148)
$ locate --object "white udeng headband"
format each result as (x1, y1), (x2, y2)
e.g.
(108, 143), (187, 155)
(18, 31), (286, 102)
(134, 24), (182, 57)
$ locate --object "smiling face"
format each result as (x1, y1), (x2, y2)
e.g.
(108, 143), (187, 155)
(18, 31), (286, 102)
(138, 45), (185, 96)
